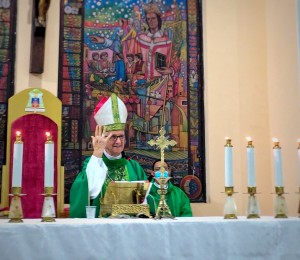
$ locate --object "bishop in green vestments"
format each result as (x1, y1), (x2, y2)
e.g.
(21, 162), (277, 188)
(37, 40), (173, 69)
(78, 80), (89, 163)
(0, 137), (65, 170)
(69, 94), (147, 218)
(70, 151), (147, 218)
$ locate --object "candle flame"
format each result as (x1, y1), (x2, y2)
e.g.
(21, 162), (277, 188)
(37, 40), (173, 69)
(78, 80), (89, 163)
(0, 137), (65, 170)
(225, 137), (230, 140)
(16, 131), (21, 136)
(272, 137), (279, 142)
(297, 138), (300, 143)
(45, 132), (53, 142)
(246, 136), (252, 142)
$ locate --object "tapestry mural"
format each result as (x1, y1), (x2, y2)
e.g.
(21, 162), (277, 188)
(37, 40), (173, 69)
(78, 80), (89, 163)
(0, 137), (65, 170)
(59, 0), (205, 203)
(0, 0), (16, 204)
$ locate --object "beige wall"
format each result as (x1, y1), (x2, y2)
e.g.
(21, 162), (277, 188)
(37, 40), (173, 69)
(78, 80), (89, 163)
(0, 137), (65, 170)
(14, 0), (300, 216)
(15, 0), (59, 95)
(197, 0), (300, 217)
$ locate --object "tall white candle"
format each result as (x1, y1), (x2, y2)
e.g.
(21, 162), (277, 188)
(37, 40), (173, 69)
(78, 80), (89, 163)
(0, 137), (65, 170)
(246, 137), (256, 187)
(44, 132), (54, 187)
(272, 138), (283, 187)
(12, 131), (23, 187)
(297, 139), (300, 187)
(224, 138), (233, 187)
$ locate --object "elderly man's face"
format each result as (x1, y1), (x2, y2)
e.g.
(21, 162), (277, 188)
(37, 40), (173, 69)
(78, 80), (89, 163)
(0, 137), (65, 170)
(105, 130), (125, 157)
(146, 12), (159, 32)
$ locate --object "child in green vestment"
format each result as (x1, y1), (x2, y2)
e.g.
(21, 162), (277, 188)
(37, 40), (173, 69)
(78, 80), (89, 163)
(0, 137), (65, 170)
(146, 160), (193, 217)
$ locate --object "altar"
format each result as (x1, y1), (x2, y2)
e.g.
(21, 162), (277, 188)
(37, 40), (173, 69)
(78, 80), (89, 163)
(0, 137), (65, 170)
(0, 217), (299, 260)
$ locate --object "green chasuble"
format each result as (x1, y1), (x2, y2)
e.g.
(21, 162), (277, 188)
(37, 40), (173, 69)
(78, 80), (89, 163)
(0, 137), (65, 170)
(70, 154), (147, 218)
(147, 181), (193, 217)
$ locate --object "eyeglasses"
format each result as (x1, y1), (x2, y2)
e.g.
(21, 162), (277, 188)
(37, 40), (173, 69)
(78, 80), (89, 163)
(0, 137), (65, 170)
(109, 135), (125, 141)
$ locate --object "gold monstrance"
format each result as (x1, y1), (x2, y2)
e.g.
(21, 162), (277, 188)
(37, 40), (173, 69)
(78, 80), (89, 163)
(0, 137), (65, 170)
(148, 127), (177, 219)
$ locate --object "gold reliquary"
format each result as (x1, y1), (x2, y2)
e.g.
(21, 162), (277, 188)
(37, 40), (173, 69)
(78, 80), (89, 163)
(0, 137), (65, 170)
(99, 181), (150, 218)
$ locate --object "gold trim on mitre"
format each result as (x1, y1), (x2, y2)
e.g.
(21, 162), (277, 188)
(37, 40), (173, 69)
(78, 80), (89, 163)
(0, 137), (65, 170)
(105, 123), (126, 132)
(94, 93), (128, 131)
(143, 3), (161, 16)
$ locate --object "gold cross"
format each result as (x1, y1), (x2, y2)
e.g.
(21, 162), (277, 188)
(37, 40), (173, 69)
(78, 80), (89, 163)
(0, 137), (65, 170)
(148, 127), (177, 173)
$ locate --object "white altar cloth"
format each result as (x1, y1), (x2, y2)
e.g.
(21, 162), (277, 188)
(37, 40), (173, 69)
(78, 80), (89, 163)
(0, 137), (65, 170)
(0, 217), (300, 260)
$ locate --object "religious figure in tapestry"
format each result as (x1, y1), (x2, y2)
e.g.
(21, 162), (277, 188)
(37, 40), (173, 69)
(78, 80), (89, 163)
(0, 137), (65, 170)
(84, 1), (186, 145)
(79, 0), (204, 201)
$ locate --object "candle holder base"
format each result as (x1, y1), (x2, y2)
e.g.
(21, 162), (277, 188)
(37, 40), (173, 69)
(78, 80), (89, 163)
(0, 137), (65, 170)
(8, 187), (25, 223)
(274, 187), (288, 218)
(41, 187), (56, 222)
(154, 177), (174, 219)
(154, 199), (174, 220)
(224, 187), (237, 219)
(247, 187), (260, 219)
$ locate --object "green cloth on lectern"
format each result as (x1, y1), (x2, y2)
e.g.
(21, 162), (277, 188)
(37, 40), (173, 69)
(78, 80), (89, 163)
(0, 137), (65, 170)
(70, 155), (147, 218)
(147, 181), (193, 217)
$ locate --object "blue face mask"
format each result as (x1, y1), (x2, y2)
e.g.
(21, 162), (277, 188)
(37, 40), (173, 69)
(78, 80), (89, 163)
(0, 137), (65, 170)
(155, 171), (168, 178)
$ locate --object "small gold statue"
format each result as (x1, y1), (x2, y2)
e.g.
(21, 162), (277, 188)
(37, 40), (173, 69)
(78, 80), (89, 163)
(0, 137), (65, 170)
(38, 0), (51, 27)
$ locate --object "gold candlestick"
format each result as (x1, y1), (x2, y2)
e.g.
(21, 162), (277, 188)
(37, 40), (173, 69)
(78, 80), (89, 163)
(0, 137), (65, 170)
(41, 187), (56, 222)
(224, 186), (237, 219)
(8, 187), (24, 223)
(274, 186), (288, 218)
(247, 187), (260, 218)
(148, 127), (177, 219)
